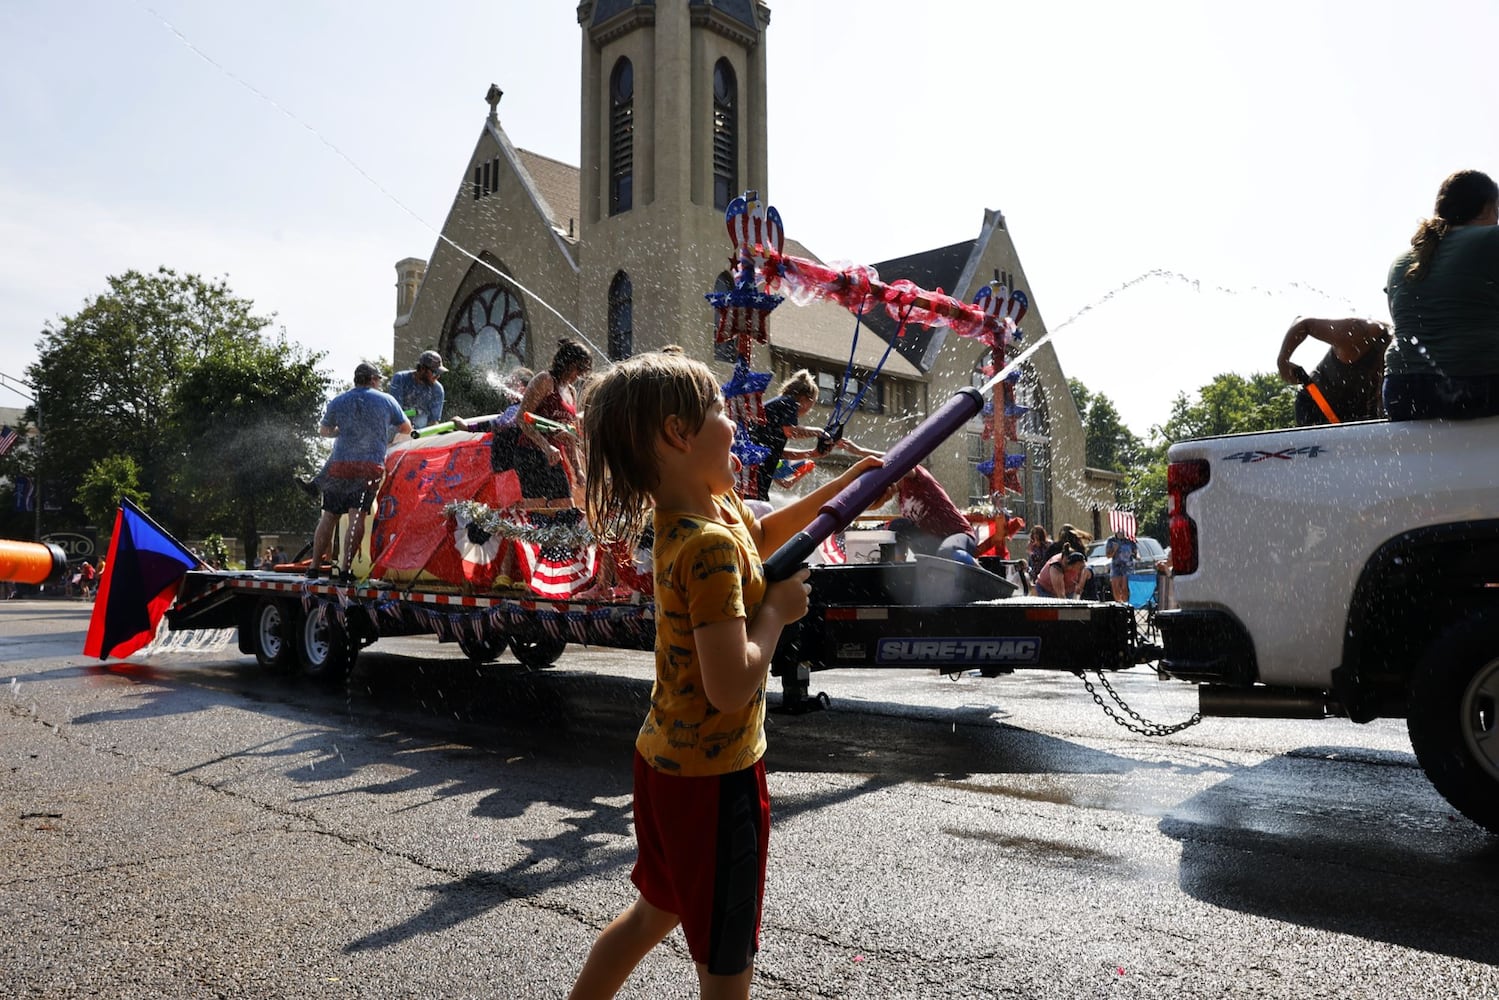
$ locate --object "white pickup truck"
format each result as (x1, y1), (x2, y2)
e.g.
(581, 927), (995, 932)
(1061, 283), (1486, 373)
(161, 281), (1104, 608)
(1157, 416), (1499, 834)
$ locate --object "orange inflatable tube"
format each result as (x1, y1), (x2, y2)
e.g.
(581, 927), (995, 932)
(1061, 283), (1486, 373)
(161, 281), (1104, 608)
(0, 539), (68, 584)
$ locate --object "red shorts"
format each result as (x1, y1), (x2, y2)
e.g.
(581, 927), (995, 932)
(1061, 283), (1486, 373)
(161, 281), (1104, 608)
(631, 751), (770, 976)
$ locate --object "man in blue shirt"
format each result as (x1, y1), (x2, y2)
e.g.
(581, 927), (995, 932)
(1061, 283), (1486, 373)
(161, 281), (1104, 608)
(309, 362), (411, 582)
(386, 349), (448, 429)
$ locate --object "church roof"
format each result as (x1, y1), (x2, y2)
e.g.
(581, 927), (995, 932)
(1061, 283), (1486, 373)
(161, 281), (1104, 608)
(588, 1), (647, 27)
(589, 1), (759, 31)
(516, 149), (581, 242)
(865, 238), (980, 373)
(691, 0), (758, 28)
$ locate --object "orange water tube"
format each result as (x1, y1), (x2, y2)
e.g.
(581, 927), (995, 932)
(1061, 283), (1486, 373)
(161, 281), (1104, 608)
(0, 539), (68, 584)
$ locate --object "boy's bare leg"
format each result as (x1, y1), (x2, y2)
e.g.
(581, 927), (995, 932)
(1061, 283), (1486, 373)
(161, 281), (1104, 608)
(568, 895), (680, 1000)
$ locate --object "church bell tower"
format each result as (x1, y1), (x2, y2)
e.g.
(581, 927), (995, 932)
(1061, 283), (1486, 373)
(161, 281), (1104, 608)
(576, 0), (771, 362)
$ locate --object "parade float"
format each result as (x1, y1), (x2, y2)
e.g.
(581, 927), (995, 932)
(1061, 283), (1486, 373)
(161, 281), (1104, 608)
(81, 194), (1159, 713)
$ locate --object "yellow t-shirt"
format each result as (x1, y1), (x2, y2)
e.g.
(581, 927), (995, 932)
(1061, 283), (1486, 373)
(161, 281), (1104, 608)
(636, 492), (767, 777)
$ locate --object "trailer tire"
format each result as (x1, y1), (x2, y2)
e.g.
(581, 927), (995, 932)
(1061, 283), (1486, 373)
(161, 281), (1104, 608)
(510, 633), (566, 669)
(1407, 609), (1499, 835)
(458, 633), (508, 664)
(252, 598), (296, 671)
(296, 602), (351, 686)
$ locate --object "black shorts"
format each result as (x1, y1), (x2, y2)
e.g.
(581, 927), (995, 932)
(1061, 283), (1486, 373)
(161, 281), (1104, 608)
(322, 476), (380, 515)
(492, 425), (571, 500)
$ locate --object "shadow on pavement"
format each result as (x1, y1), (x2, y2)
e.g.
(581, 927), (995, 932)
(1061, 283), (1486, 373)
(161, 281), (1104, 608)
(1161, 746), (1499, 964)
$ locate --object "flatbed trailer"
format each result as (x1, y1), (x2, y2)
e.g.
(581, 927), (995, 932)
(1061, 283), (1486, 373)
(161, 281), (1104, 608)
(163, 553), (1159, 711)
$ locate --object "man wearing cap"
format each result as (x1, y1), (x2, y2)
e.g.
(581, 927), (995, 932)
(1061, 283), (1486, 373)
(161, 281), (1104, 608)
(308, 362), (411, 583)
(387, 350), (448, 430)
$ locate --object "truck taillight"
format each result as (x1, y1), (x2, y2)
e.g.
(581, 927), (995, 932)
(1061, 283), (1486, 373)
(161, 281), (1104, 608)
(1167, 459), (1210, 575)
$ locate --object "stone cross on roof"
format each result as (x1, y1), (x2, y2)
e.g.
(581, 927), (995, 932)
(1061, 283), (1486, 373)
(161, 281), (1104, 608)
(485, 84), (503, 122)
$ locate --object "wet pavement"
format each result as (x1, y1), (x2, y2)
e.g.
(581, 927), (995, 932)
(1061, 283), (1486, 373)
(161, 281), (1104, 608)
(2, 600), (1497, 998)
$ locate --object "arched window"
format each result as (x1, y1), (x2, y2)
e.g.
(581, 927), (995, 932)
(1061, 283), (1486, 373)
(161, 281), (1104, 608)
(712, 60), (738, 211)
(446, 284), (528, 370)
(608, 271), (633, 361)
(609, 58), (634, 215)
(711, 271), (738, 362)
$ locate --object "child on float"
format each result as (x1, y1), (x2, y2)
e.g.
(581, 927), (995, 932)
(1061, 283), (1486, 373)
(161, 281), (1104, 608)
(568, 352), (881, 1000)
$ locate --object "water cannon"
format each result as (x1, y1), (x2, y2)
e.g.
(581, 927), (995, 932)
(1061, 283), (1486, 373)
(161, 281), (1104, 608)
(0, 539), (69, 585)
(763, 387), (985, 581)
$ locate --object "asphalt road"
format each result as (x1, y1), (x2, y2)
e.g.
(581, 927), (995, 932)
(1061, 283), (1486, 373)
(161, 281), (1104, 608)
(3, 600), (1497, 999)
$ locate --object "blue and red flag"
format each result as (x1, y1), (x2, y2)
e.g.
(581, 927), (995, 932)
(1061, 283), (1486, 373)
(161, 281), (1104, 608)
(84, 498), (202, 660)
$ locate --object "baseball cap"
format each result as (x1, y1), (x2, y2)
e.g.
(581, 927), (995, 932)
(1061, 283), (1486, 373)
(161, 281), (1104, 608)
(418, 350), (448, 374)
(354, 362), (382, 385)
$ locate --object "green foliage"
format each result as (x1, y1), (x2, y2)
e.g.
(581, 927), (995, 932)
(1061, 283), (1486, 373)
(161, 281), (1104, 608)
(441, 360), (518, 422)
(24, 267), (332, 549)
(1066, 377), (1091, 419)
(1069, 378), (1141, 475)
(199, 533), (229, 569)
(1123, 372), (1299, 541)
(1082, 393), (1141, 473)
(168, 333), (331, 556)
(75, 454), (150, 529)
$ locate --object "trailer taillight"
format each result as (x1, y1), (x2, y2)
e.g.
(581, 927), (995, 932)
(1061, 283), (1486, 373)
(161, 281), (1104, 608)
(1167, 459), (1210, 575)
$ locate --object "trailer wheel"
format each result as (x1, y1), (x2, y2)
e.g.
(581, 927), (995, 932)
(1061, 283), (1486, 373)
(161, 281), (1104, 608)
(296, 602), (351, 685)
(1407, 609), (1499, 834)
(510, 633), (566, 669)
(252, 598), (296, 671)
(457, 633), (508, 664)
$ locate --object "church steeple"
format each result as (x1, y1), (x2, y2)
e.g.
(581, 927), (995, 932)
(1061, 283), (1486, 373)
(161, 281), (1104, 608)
(575, 1), (771, 360)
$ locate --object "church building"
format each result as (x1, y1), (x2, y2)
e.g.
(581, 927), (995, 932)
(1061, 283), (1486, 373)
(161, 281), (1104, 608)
(392, 1), (1118, 548)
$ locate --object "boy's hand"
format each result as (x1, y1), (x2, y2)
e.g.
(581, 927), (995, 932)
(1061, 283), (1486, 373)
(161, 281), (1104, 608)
(762, 567), (811, 625)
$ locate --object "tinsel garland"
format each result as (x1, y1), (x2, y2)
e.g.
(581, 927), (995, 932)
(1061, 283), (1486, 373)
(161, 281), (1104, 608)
(445, 500), (596, 549)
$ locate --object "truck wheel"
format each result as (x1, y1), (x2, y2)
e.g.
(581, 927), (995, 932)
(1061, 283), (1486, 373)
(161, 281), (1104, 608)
(510, 633), (566, 669)
(252, 598), (296, 671)
(1407, 610), (1499, 834)
(457, 633), (508, 664)
(296, 603), (351, 686)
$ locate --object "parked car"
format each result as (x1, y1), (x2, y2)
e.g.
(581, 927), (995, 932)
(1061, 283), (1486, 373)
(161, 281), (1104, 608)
(1083, 535), (1166, 601)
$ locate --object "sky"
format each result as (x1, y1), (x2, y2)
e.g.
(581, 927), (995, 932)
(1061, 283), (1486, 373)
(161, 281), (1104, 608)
(3, 1), (1498, 435)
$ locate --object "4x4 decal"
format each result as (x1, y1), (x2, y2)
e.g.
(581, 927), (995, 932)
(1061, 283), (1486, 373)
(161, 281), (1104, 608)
(1222, 445), (1325, 464)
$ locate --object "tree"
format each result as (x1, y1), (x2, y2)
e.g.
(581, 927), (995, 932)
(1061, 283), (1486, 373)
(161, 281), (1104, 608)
(75, 455), (150, 529)
(1067, 378), (1141, 473)
(26, 268), (277, 531)
(441, 359), (515, 424)
(168, 333), (331, 559)
(1123, 372), (1299, 541)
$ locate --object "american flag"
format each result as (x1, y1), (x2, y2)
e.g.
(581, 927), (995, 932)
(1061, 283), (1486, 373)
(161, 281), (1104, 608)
(1108, 509), (1137, 540)
(0, 425), (17, 457)
(515, 539), (599, 600)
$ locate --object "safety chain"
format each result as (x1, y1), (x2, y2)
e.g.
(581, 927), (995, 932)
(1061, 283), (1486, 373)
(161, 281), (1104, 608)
(1076, 669), (1202, 737)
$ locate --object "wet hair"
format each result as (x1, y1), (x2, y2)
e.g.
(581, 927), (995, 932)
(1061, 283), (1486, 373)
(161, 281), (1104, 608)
(1404, 170), (1499, 282)
(550, 337), (594, 379)
(779, 369), (818, 401)
(1056, 524), (1092, 554)
(581, 352), (722, 543)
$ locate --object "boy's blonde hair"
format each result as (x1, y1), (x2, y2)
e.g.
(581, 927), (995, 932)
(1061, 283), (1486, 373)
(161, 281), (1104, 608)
(581, 352), (723, 543)
(779, 369), (817, 401)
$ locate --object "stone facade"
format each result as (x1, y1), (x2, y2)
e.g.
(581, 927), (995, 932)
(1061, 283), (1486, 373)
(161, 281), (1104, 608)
(392, 1), (1115, 553)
